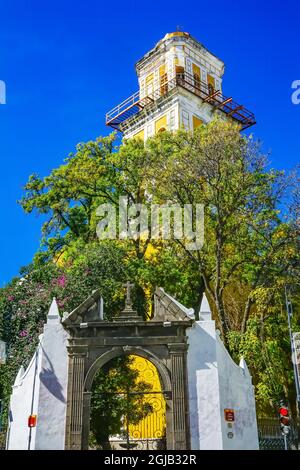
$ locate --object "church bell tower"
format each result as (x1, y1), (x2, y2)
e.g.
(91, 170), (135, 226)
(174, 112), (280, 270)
(105, 32), (256, 139)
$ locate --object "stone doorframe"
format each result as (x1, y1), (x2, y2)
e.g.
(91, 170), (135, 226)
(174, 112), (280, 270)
(62, 288), (194, 450)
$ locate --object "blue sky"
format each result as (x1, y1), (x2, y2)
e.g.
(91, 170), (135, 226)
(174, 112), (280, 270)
(0, 0), (299, 285)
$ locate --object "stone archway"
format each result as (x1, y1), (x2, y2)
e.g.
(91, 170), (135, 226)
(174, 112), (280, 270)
(84, 349), (170, 450)
(62, 287), (193, 450)
(84, 346), (172, 392)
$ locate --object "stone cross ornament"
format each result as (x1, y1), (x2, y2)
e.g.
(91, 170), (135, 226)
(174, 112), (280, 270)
(123, 281), (134, 311)
(117, 281), (141, 321)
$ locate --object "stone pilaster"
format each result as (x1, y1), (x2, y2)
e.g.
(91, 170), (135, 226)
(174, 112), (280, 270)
(65, 353), (86, 450)
(81, 392), (92, 450)
(169, 344), (189, 450)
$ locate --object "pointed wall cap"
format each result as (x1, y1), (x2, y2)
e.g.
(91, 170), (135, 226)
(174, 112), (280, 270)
(13, 365), (25, 387)
(239, 356), (251, 377)
(47, 298), (60, 323)
(62, 289), (101, 325)
(152, 287), (195, 322)
(199, 293), (212, 321)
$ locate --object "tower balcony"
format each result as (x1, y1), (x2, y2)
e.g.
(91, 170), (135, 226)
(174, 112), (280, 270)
(105, 72), (256, 132)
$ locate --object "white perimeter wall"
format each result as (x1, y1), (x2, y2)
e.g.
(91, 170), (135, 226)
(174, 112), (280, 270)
(6, 300), (69, 450)
(216, 336), (259, 450)
(187, 318), (259, 450)
(6, 337), (43, 449)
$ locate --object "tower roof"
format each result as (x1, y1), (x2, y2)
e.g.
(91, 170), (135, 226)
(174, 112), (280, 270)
(135, 31), (224, 73)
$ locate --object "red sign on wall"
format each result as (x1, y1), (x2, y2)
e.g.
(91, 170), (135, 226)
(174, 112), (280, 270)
(28, 415), (37, 428)
(224, 409), (235, 422)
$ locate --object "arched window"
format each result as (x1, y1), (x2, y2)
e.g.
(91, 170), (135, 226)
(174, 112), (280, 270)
(207, 74), (215, 96)
(159, 65), (168, 96)
(175, 66), (185, 85)
(192, 64), (201, 91)
(155, 115), (167, 134)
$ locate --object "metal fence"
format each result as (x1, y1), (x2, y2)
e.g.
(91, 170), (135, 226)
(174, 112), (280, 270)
(258, 417), (299, 450)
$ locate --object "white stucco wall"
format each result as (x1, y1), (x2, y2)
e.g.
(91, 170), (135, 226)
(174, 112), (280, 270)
(7, 300), (69, 450)
(186, 296), (259, 450)
(7, 337), (43, 449)
(34, 312), (69, 450)
(187, 320), (223, 450)
(216, 336), (259, 450)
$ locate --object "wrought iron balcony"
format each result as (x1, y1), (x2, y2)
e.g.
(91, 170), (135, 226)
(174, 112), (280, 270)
(106, 72), (256, 131)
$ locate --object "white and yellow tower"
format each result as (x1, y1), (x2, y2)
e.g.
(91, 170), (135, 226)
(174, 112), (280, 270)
(106, 31), (256, 138)
(105, 33), (256, 444)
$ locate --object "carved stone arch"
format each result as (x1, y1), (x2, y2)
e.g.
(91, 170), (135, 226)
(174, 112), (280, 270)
(84, 346), (172, 393)
(63, 287), (192, 450)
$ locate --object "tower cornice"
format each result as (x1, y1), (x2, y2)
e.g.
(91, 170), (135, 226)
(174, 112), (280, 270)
(135, 32), (224, 75)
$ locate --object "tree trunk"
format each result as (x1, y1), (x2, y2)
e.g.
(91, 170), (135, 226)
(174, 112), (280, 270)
(194, 279), (205, 321)
(215, 293), (229, 348)
(200, 271), (229, 347)
(241, 296), (252, 333)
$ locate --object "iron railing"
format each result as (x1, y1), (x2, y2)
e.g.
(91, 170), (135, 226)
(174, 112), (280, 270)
(106, 72), (256, 131)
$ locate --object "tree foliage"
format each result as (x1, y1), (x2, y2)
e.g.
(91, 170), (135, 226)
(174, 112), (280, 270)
(0, 119), (299, 423)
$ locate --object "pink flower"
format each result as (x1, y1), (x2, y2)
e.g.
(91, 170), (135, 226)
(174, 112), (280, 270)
(52, 275), (66, 288)
(58, 275), (66, 287)
(7, 295), (14, 301)
(19, 330), (28, 337)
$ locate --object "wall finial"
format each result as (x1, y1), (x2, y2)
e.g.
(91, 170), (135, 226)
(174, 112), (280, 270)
(199, 293), (212, 321)
(47, 297), (60, 323)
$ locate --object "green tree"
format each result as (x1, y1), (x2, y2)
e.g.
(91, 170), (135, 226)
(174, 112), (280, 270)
(90, 356), (153, 449)
(19, 133), (202, 316)
(144, 120), (299, 342)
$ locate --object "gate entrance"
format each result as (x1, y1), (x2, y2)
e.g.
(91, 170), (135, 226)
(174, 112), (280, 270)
(123, 391), (166, 450)
(63, 286), (193, 450)
(89, 355), (166, 450)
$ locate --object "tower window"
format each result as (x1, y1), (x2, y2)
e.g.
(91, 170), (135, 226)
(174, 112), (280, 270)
(175, 66), (185, 84)
(133, 129), (145, 141)
(155, 115), (167, 134)
(159, 65), (168, 96)
(192, 64), (201, 91)
(146, 73), (154, 97)
(193, 115), (203, 129)
(207, 74), (215, 95)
